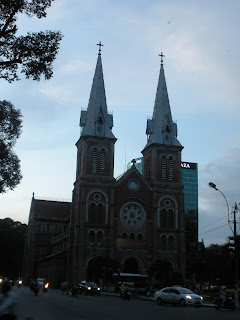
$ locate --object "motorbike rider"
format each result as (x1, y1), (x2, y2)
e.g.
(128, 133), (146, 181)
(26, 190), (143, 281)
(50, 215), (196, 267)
(220, 287), (227, 305)
(0, 279), (17, 319)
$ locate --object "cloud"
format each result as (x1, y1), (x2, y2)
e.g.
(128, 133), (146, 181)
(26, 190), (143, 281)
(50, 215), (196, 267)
(198, 147), (240, 245)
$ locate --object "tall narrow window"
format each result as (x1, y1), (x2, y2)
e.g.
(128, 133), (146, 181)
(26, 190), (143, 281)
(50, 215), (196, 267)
(89, 230), (95, 243)
(97, 203), (104, 224)
(97, 117), (103, 135)
(99, 149), (105, 173)
(97, 231), (103, 246)
(168, 235), (175, 251)
(92, 148), (98, 173)
(160, 209), (167, 229)
(161, 156), (167, 180)
(146, 157), (151, 181)
(89, 203), (96, 224)
(169, 156), (174, 181)
(161, 235), (167, 251)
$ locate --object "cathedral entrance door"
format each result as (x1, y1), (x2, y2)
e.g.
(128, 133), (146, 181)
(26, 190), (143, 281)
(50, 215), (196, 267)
(122, 258), (139, 274)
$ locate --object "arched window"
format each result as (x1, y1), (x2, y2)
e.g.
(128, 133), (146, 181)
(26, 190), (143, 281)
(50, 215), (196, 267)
(42, 223), (46, 233)
(168, 235), (175, 251)
(160, 209), (167, 229)
(122, 232), (128, 239)
(97, 231), (103, 246)
(129, 233), (135, 239)
(59, 224), (63, 234)
(37, 223), (41, 233)
(99, 149), (105, 173)
(47, 223), (50, 233)
(161, 235), (167, 251)
(168, 209), (175, 228)
(89, 203), (96, 224)
(64, 224), (67, 233)
(137, 233), (143, 240)
(89, 230), (95, 243)
(97, 117), (103, 134)
(92, 148), (98, 173)
(97, 203), (104, 224)
(161, 156), (167, 180)
(55, 224), (59, 234)
(169, 156), (174, 181)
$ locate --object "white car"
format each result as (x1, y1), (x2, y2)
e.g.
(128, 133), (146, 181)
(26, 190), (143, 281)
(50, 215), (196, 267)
(154, 286), (203, 306)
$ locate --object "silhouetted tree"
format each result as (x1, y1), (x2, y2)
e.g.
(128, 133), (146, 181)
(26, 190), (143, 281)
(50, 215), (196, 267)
(0, 0), (63, 82)
(0, 218), (27, 278)
(0, 100), (22, 193)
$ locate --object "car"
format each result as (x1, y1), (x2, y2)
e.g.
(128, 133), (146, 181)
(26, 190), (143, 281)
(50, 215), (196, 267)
(154, 286), (203, 307)
(82, 281), (101, 296)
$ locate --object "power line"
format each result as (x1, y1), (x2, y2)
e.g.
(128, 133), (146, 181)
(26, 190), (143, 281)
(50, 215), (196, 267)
(199, 215), (227, 230)
(199, 223), (229, 236)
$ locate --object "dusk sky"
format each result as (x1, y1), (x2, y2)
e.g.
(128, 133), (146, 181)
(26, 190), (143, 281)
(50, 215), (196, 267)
(1, 0), (240, 246)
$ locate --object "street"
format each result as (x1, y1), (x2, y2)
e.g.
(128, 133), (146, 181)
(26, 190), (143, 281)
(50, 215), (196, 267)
(14, 286), (239, 320)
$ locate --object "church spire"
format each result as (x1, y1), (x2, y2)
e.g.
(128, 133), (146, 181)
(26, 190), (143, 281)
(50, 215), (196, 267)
(145, 53), (182, 148)
(80, 43), (115, 139)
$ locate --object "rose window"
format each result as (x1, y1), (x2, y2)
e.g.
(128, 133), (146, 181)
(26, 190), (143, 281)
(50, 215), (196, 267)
(120, 203), (145, 228)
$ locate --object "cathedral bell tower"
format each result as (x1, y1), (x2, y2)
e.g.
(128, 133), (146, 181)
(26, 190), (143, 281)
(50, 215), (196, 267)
(142, 53), (183, 185)
(68, 44), (117, 282)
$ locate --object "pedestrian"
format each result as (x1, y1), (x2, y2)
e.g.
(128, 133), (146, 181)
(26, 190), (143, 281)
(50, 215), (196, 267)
(0, 278), (17, 319)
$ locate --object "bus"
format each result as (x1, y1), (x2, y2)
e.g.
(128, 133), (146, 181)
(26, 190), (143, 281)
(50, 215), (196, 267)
(113, 273), (149, 293)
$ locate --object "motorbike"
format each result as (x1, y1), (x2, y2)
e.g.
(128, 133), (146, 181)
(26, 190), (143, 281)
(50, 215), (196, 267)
(214, 297), (235, 311)
(18, 280), (23, 288)
(43, 282), (49, 293)
(33, 286), (39, 295)
(120, 289), (130, 300)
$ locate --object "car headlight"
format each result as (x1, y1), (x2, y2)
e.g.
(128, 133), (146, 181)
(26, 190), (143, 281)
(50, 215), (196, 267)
(186, 295), (192, 300)
(97, 287), (100, 290)
(200, 296), (203, 300)
(19, 280), (22, 284)
(88, 287), (91, 290)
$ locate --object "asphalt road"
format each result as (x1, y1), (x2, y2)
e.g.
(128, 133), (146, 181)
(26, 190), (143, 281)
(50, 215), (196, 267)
(13, 286), (239, 320)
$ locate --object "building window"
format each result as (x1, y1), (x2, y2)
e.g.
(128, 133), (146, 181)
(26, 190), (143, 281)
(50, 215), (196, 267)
(97, 231), (103, 246)
(137, 233), (143, 240)
(122, 232), (128, 239)
(89, 203), (96, 224)
(89, 230), (95, 243)
(160, 208), (167, 229)
(129, 233), (135, 239)
(92, 148), (98, 173)
(168, 235), (175, 251)
(37, 223), (41, 233)
(47, 223), (50, 233)
(161, 156), (167, 180)
(146, 157), (151, 181)
(99, 149), (105, 173)
(161, 235), (167, 251)
(97, 203), (104, 224)
(42, 223), (46, 233)
(169, 156), (174, 181)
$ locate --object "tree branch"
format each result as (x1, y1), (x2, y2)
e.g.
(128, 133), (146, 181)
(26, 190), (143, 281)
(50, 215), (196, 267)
(0, 59), (22, 66)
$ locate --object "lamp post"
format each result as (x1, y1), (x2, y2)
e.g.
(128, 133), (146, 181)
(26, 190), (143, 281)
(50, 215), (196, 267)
(208, 182), (239, 307)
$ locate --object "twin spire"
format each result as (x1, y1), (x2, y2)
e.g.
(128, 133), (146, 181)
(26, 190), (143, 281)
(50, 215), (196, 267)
(80, 45), (181, 148)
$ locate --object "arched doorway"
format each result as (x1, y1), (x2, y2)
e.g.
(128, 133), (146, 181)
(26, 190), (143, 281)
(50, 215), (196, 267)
(122, 258), (139, 274)
(87, 256), (102, 282)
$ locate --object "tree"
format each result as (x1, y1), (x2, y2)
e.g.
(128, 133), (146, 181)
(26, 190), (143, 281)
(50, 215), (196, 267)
(0, 100), (22, 193)
(0, 0), (63, 82)
(0, 217), (27, 277)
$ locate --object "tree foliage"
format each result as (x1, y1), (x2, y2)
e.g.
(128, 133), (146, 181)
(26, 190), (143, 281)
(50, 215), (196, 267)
(0, 100), (22, 193)
(0, 0), (63, 82)
(0, 217), (27, 278)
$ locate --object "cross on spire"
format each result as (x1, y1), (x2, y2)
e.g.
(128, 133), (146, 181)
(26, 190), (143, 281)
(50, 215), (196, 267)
(97, 41), (104, 55)
(131, 159), (136, 166)
(159, 52), (165, 64)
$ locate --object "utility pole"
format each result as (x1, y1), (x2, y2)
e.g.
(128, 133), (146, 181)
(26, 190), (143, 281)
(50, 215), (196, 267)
(232, 202), (239, 306)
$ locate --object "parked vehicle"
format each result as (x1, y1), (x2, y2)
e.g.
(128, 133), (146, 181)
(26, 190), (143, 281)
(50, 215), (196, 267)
(214, 297), (235, 311)
(154, 287), (203, 307)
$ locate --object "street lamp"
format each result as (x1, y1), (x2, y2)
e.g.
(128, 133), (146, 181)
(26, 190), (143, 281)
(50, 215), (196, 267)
(208, 182), (239, 307)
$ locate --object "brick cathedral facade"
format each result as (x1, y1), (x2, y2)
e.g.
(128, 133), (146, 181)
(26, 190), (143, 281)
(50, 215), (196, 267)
(23, 50), (186, 287)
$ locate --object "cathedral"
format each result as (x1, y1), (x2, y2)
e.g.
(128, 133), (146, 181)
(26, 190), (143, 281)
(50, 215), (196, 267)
(23, 47), (186, 287)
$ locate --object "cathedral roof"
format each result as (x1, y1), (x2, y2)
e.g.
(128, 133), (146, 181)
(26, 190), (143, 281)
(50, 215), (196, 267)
(144, 58), (182, 149)
(31, 198), (71, 221)
(80, 50), (116, 140)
